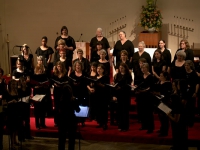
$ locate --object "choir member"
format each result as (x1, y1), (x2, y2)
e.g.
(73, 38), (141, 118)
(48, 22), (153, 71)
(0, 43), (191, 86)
(170, 51), (186, 81)
(54, 26), (76, 62)
(98, 49), (110, 77)
(12, 59), (30, 82)
(135, 63), (154, 133)
(95, 64), (110, 130)
(86, 62), (98, 120)
(58, 84), (80, 150)
(0, 68), (6, 150)
(158, 40), (171, 72)
(17, 77), (33, 140)
(184, 60), (199, 127)
(53, 49), (72, 76)
(115, 50), (132, 73)
(6, 79), (20, 150)
(31, 65), (49, 130)
(73, 49), (90, 74)
(152, 49), (166, 82)
(69, 61), (88, 126)
(196, 63), (200, 115)
(90, 41), (102, 63)
(173, 39), (194, 62)
(18, 44), (34, 76)
(132, 41), (151, 78)
(168, 80), (188, 150)
(153, 71), (172, 137)
(35, 36), (54, 74)
(52, 61), (69, 127)
(113, 31), (134, 64)
(112, 63), (132, 131)
(89, 28), (110, 61)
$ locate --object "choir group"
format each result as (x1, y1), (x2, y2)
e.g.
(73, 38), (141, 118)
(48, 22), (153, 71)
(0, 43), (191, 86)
(0, 25), (199, 150)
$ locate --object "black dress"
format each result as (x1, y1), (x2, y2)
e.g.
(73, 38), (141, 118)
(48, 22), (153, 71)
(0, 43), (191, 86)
(132, 51), (151, 84)
(95, 75), (110, 127)
(91, 50), (100, 63)
(113, 73), (132, 130)
(54, 36), (76, 62)
(113, 40), (134, 63)
(12, 69), (26, 79)
(31, 73), (49, 128)
(18, 54), (34, 76)
(152, 59), (166, 82)
(170, 61), (186, 81)
(136, 74), (154, 132)
(89, 37), (110, 60)
(161, 49), (171, 69)
(51, 74), (69, 125)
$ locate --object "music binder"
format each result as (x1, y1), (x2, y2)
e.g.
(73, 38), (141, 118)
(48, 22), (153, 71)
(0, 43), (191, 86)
(31, 94), (46, 102)
(75, 106), (89, 118)
(84, 76), (98, 82)
(158, 102), (172, 114)
(51, 79), (69, 85)
(30, 80), (49, 86)
(106, 83), (118, 88)
(68, 76), (77, 82)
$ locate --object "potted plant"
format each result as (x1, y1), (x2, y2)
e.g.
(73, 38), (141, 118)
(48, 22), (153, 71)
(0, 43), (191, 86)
(140, 0), (163, 32)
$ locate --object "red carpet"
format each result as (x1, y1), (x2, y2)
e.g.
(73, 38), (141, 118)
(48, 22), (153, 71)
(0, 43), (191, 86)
(29, 116), (200, 146)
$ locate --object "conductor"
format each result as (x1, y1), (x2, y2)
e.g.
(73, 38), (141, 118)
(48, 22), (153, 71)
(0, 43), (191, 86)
(58, 84), (80, 150)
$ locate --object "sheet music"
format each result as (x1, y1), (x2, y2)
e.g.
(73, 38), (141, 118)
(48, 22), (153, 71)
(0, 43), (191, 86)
(75, 106), (89, 117)
(106, 83), (118, 87)
(32, 95), (46, 102)
(158, 102), (172, 114)
(155, 95), (164, 99)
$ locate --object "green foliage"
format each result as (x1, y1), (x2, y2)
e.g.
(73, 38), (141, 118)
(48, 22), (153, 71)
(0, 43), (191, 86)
(139, 0), (163, 30)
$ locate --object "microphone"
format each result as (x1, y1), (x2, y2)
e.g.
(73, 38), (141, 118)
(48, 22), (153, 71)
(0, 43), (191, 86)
(15, 45), (23, 47)
(77, 33), (83, 42)
(15, 45), (29, 50)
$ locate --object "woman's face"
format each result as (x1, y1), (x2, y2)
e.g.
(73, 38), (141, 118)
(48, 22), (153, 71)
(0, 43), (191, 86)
(22, 47), (28, 54)
(97, 44), (102, 50)
(184, 63), (191, 71)
(91, 66), (97, 72)
(154, 51), (161, 59)
(119, 65), (125, 73)
(59, 51), (66, 58)
(121, 53), (127, 60)
(119, 32), (126, 40)
(75, 63), (81, 71)
(177, 55), (184, 61)
(100, 52), (106, 59)
(62, 29), (68, 35)
(97, 66), (104, 75)
(96, 30), (102, 37)
(139, 61), (144, 68)
(141, 66), (148, 73)
(42, 39), (47, 46)
(138, 44), (144, 51)
(180, 41), (186, 49)
(159, 41), (165, 49)
(57, 65), (62, 72)
(37, 60), (43, 65)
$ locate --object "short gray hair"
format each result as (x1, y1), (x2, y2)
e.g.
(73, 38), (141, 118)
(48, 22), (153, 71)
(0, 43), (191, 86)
(96, 28), (103, 33)
(176, 50), (186, 59)
(141, 63), (149, 71)
(99, 49), (107, 56)
(185, 60), (195, 70)
(37, 56), (43, 61)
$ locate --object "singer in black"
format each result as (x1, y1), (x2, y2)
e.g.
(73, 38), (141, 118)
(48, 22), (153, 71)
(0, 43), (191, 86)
(0, 68), (6, 150)
(91, 41), (106, 63)
(98, 49), (110, 77)
(57, 84), (80, 150)
(31, 65), (49, 129)
(18, 44), (34, 76)
(112, 63), (132, 131)
(89, 28), (110, 61)
(113, 31), (134, 64)
(54, 26), (76, 62)
(173, 39), (194, 62)
(17, 77), (33, 140)
(52, 61), (69, 127)
(73, 49), (90, 75)
(35, 36), (54, 75)
(6, 80), (20, 150)
(95, 64), (110, 130)
(135, 63), (154, 133)
(158, 40), (171, 72)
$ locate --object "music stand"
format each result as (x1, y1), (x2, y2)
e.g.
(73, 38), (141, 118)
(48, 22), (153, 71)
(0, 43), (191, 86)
(75, 106), (89, 150)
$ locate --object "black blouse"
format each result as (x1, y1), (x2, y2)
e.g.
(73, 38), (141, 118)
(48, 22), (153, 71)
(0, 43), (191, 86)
(170, 61), (186, 81)
(152, 59), (166, 75)
(35, 47), (54, 66)
(185, 70), (199, 94)
(161, 49), (171, 68)
(12, 69), (26, 79)
(91, 50), (100, 63)
(54, 36), (76, 61)
(113, 40), (134, 63)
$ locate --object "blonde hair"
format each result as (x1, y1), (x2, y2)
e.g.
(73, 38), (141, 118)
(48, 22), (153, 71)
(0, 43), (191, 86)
(176, 50), (186, 59)
(138, 41), (146, 48)
(99, 49), (107, 56)
(54, 61), (67, 76)
(57, 39), (66, 46)
(34, 65), (45, 74)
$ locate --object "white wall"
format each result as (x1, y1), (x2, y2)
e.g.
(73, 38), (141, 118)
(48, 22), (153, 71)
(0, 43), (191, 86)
(0, 0), (199, 74)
